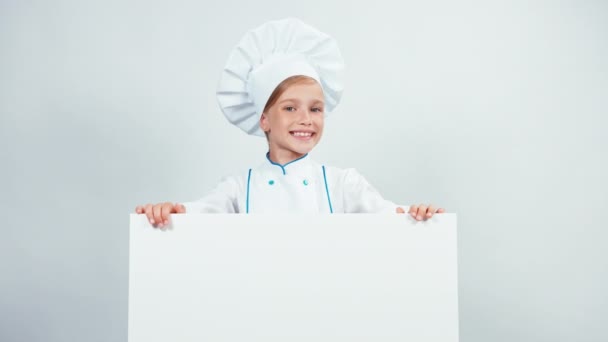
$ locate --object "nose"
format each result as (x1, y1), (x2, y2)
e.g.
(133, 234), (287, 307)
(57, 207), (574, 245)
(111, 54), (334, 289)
(299, 109), (312, 125)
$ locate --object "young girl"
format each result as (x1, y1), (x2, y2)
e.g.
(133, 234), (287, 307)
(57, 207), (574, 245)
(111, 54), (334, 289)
(135, 18), (445, 227)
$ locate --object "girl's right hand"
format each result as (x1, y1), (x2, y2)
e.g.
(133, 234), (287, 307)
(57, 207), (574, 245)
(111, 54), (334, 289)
(135, 202), (186, 228)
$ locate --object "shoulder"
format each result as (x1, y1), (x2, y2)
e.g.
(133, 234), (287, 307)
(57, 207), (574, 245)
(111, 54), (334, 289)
(319, 163), (363, 178)
(215, 167), (252, 190)
(309, 160), (346, 175)
(312, 162), (368, 185)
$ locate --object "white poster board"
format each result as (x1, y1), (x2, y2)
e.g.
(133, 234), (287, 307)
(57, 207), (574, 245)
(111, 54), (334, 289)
(128, 214), (459, 342)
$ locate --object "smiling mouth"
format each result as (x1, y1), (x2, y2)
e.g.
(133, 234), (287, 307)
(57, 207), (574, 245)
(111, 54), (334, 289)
(290, 131), (316, 140)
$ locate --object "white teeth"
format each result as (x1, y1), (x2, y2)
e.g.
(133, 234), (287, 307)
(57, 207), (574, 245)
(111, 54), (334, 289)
(292, 132), (312, 137)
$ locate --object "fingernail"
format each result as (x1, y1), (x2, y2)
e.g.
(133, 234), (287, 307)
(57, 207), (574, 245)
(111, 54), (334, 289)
(416, 215), (422, 220)
(427, 212), (432, 217)
(149, 219), (154, 224)
(164, 220), (168, 225)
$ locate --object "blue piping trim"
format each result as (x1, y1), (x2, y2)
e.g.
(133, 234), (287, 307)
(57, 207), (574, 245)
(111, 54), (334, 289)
(322, 165), (333, 214)
(246, 168), (252, 214)
(266, 152), (308, 175)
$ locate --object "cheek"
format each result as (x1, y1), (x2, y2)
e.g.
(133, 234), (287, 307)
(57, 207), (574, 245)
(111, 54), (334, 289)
(274, 115), (289, 127)
(314, 117), (324, 130)
(278, 121), (291, 133)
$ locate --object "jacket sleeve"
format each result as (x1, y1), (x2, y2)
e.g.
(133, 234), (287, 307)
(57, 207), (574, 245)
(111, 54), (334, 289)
(342, 168), (409, 213)
(181, 175), (241, 213)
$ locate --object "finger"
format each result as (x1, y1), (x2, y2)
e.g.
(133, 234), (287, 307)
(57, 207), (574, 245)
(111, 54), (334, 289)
(426, 204), (437, 218)
(161, 203), (173, 225)
(437, 208), (445, 213)
(416, 204), (428, 221)
(175, 203), (186, 214)
(144, 204), (155, 226)
(135, 206), (143, 214)
(396, 207), (405, 214)
(409, 205), (418, 218)
(153, 204), (164, 227)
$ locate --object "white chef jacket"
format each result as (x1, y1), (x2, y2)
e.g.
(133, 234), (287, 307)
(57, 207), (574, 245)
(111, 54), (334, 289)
(183, 153), (405, 214)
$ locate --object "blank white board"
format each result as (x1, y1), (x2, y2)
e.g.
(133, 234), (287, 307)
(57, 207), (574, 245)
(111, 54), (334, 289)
(128, 214), (459, 342)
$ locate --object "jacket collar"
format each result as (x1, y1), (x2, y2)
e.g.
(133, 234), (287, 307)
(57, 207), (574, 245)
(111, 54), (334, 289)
(264, 152), (311, 175)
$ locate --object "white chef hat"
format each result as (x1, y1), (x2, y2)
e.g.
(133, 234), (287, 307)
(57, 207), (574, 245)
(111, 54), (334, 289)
(216, 18), (345, 137)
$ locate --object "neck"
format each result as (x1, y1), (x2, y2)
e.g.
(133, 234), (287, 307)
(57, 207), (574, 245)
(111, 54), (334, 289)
(268, 148), (307, 165)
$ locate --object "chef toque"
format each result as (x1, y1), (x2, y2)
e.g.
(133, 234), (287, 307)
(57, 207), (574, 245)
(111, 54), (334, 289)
(216, 18), (345, 136)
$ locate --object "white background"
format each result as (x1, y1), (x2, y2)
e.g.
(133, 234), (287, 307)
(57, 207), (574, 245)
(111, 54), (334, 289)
(1, 0), (606, 341)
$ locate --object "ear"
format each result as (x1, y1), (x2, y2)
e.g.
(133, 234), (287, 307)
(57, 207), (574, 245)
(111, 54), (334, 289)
(259, 113), (270, 132)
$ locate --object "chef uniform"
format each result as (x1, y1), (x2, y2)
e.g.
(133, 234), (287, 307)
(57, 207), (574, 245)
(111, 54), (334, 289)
(183, 18), (406, 214)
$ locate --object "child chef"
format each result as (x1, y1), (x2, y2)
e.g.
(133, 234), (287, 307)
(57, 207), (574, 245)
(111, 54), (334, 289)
(136, 18), (445, 227)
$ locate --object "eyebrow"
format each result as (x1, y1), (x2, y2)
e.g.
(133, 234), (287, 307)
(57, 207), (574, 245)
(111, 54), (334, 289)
(278, 98), (325, 105)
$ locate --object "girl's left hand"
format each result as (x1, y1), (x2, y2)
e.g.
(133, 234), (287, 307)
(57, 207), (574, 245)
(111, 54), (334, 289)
(396, 204), (445, 221)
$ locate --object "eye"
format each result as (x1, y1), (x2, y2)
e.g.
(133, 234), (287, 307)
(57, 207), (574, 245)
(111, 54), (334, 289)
(311, 107), (324, 113)
(284, 106), (296, 112)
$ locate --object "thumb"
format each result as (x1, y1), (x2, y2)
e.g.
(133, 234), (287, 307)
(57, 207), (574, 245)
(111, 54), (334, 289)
(396, 207), (405, 214)
(174, 203), (186, 213)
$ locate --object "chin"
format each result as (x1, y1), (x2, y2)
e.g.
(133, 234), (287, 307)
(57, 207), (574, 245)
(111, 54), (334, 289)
(288, 134), (321, 153)
(290, 146), (314, 155)
(289, 142), (317, 155)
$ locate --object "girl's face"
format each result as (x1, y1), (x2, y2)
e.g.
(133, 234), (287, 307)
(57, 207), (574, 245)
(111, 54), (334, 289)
(260, 81), (325, 158)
